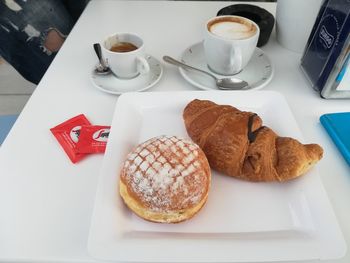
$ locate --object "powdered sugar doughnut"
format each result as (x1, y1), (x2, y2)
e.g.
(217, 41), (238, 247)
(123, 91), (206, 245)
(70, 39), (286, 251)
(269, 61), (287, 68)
(119, 135), (211, 223)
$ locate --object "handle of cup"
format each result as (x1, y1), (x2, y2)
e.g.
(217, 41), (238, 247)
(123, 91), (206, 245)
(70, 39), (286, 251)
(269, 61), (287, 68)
(137, 56), (150, 75)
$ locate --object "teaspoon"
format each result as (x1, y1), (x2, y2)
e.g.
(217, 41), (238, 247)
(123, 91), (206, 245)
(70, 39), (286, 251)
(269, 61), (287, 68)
(93, 43), (110, 75)
(163, 56), (249, 90)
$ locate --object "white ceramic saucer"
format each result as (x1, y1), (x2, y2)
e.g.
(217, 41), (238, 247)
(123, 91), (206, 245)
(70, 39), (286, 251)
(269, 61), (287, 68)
(179, 42), (273, 90)
(90, 55), (163, 95)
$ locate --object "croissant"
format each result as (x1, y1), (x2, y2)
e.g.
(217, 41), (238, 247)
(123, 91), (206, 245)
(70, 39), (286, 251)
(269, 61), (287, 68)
(183, 99), (323, 182)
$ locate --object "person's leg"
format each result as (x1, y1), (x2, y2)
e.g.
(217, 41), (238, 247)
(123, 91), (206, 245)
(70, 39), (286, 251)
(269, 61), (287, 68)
(0, 0), (88, 84)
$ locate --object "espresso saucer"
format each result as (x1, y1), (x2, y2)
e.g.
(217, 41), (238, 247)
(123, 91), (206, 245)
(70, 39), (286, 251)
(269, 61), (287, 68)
(90, 55), (162, 95)
(179, 42), (273, 91)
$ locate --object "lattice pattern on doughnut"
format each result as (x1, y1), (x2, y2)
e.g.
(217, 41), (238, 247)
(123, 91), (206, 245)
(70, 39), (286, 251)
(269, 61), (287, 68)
(121, 135), (208, 211)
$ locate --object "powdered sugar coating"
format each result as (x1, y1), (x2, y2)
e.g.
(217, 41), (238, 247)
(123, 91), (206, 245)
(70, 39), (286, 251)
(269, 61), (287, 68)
(120, 135), (210, 212)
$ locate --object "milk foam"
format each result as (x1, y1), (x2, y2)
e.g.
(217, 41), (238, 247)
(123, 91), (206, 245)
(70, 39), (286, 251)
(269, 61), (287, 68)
(210, 21), (255, 40)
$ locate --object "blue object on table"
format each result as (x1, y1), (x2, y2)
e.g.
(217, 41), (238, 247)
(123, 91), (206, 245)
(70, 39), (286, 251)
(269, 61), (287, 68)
(320, 112), (350, 166)
(0, 115), (18, 145)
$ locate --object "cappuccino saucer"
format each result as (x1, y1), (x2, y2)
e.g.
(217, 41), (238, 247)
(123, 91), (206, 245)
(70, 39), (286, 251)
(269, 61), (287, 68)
(90, 55), (162, 95)
(179, 42), (273, 90)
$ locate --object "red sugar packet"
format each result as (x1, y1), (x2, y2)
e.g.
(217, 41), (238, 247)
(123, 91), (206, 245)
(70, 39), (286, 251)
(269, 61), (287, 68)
(50, 114), (91, 163)
(75, 125), (110, 154)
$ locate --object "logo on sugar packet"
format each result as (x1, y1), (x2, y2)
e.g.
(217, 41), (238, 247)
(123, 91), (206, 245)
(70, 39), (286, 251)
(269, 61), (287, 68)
(93, 129), (110, 142)
(70, 126), (82, 143)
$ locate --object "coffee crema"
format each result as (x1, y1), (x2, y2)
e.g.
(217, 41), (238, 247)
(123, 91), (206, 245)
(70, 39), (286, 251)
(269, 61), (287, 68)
(110, 42), (138, 52)
(208, 17), (257, 40)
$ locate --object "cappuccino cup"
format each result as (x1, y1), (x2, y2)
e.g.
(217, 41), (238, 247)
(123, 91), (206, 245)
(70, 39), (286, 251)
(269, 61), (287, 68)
(204, 16), (259, 75)
(101, 33), (150, 79)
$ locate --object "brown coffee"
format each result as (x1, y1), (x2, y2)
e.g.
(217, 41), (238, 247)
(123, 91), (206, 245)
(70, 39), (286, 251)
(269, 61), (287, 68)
(110, 42), (138, 53)
(208, 17), (257, 40)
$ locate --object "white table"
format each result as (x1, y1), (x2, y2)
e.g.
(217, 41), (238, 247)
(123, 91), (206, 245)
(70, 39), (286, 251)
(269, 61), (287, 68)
(0, 1), (349, 262)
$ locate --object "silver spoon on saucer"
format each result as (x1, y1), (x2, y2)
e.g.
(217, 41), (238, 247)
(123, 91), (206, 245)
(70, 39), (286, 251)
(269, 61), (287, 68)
(163, 56), (249, 90)
(93, 43), (110, 75)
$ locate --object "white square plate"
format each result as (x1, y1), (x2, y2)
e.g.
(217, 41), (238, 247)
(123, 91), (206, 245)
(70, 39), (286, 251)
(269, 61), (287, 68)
(88, 91), (346, 262)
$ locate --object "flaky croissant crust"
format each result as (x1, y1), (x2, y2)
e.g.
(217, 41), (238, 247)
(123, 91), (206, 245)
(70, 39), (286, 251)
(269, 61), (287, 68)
(183, 99), (323, 182)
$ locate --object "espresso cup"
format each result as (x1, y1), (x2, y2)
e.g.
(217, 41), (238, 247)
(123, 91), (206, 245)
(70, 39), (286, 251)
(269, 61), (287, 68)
(101, 33), (150, 79)
(203, 15), (260, 75)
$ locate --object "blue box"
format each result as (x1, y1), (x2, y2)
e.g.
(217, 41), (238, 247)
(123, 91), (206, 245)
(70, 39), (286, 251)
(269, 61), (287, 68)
(300, 0), (350, 98)
(320, 112), (350, 166)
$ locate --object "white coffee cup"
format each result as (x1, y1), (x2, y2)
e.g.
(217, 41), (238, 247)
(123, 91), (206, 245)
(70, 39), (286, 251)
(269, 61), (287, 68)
(203, 15), (260, 75)
(101, 33), (150, 79)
